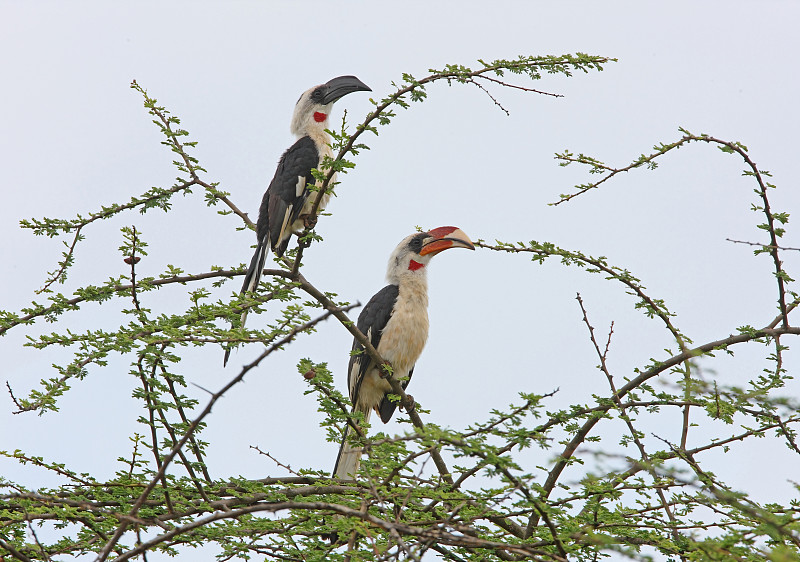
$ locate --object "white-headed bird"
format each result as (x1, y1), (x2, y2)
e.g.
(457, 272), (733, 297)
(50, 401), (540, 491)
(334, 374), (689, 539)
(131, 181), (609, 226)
(333, 227), (475, 479)
(226, 76), (371, 365)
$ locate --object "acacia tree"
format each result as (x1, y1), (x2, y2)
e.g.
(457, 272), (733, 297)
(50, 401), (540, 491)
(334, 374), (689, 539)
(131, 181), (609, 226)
(1, 54), (799, 561)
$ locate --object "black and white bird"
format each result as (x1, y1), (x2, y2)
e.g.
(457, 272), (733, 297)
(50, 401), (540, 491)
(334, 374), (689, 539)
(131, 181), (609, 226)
(225, 75), (371, 366)
(333, 227), (475, 480)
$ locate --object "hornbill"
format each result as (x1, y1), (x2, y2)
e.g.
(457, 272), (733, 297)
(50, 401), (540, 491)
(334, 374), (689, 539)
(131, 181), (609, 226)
(225, 75), (371, 366)
(333, 227), (475, 480)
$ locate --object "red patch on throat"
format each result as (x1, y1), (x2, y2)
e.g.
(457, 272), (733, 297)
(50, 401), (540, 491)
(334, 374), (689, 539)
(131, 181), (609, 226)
(408, 259), (424, 271)
(313, 112), (327, 122)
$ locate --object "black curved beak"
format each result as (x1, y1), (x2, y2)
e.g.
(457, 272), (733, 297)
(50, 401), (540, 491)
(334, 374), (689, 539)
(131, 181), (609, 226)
(321, 75), (371, 105)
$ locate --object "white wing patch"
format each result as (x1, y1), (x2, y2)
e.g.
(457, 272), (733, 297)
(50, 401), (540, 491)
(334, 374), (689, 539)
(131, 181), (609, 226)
(295, 176), (306, 198)
(278, 204), (293, 246)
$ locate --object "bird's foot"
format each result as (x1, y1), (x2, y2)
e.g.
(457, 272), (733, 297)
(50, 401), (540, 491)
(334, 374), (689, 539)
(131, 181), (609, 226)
(300, 213), (318, 229)
(379, 361), (393, 378)
(400, 394), (416, 413)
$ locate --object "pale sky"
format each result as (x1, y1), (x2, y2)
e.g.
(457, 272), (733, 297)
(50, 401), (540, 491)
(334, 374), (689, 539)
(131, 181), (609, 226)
(2, 2), (799, 559)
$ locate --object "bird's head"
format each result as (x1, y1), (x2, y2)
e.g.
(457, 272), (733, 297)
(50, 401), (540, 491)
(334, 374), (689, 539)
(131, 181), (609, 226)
(386, 226), (475, 284)
(290, 75), (371, 136)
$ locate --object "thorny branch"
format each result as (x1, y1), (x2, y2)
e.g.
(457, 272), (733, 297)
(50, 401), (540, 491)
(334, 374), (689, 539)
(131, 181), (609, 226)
(93, 305), (352, 561)
(727, 238), (800, 251)
(475, 239), (697, 447)
(130, 80), (254, 229)
(5, 59), (800, 561)
(574, 294), (685, 560)
(35, 225), (83, 294)
(1, 269), (242, 337)
(538, 322), (800, 512)
(552, 130), (792, 327)
(111, 500), (566, 562)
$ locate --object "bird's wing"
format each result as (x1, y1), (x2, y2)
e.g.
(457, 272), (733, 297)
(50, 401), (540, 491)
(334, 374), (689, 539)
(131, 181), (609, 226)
(225, 137), (318, 366)
(348, 284), (399, 409)
(257, 135), (319, 257)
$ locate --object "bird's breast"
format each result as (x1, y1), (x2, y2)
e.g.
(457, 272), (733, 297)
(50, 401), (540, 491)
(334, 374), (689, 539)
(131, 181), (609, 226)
(377, 281), (429, 374)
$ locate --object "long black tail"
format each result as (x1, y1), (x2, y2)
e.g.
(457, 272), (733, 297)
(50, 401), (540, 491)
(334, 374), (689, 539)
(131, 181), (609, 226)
(223, 240), (268, 366)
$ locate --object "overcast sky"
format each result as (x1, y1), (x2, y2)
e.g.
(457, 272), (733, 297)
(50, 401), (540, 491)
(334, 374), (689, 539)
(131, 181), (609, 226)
(2, 2), (799, 559)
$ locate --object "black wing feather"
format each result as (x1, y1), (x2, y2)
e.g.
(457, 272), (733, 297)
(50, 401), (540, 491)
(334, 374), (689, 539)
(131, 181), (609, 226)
(377, 366), (412, 423)
(349, 284), (399, 408)
(225, 136), (318, 366)
(257, 135), (319, 257)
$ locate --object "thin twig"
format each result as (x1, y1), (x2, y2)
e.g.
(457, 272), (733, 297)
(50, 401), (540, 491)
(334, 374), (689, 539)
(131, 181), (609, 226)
(36, 225), (83, 294)
(94, 306), (347, 561)
(250, 446), (301, 477)
(726, 238), (800, 251)
(135, 354), (175, 513)
(1, 269), (243, 337)
(573, 294), (685, 560)
(0, 538), (34, 562)
(474, 74), (564, 97)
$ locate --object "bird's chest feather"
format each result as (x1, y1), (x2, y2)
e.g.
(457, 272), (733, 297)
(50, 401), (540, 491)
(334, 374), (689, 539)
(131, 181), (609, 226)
(377, 281), (429, 374)
(353, 283), (429, 412)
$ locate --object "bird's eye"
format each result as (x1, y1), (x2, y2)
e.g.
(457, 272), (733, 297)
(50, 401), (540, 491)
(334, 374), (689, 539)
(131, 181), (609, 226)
(310, 87), (325, 102)
(408, 237), (424, 253)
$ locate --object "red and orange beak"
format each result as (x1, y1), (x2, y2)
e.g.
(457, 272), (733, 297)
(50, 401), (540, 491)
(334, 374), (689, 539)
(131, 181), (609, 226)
(419, 226), (475, 256)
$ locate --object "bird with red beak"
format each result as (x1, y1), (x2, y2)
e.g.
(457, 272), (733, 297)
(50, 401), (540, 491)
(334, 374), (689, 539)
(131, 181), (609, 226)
(333, 226), (475, 480)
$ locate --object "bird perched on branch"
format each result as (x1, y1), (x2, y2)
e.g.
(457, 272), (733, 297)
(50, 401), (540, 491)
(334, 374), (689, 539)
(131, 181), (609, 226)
(333, 227), (475, 480)
(225, 75), (371, 366)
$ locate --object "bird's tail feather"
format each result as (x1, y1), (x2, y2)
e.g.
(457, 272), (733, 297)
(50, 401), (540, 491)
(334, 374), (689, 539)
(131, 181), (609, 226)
(333, 409), (371, 480)
(223, 241), (269, 366)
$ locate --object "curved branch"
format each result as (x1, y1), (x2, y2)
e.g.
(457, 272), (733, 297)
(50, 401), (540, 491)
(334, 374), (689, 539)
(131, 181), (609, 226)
(1, 269), (242, 336)
(552, 130), (792, 326)
(94, 306), (348, 561)
(290, 55), (612, 272)
(533, 318), (800, 526)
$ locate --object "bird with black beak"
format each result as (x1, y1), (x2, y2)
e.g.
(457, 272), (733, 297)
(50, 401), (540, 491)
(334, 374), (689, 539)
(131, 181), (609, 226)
(226, 75), (371, 366)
